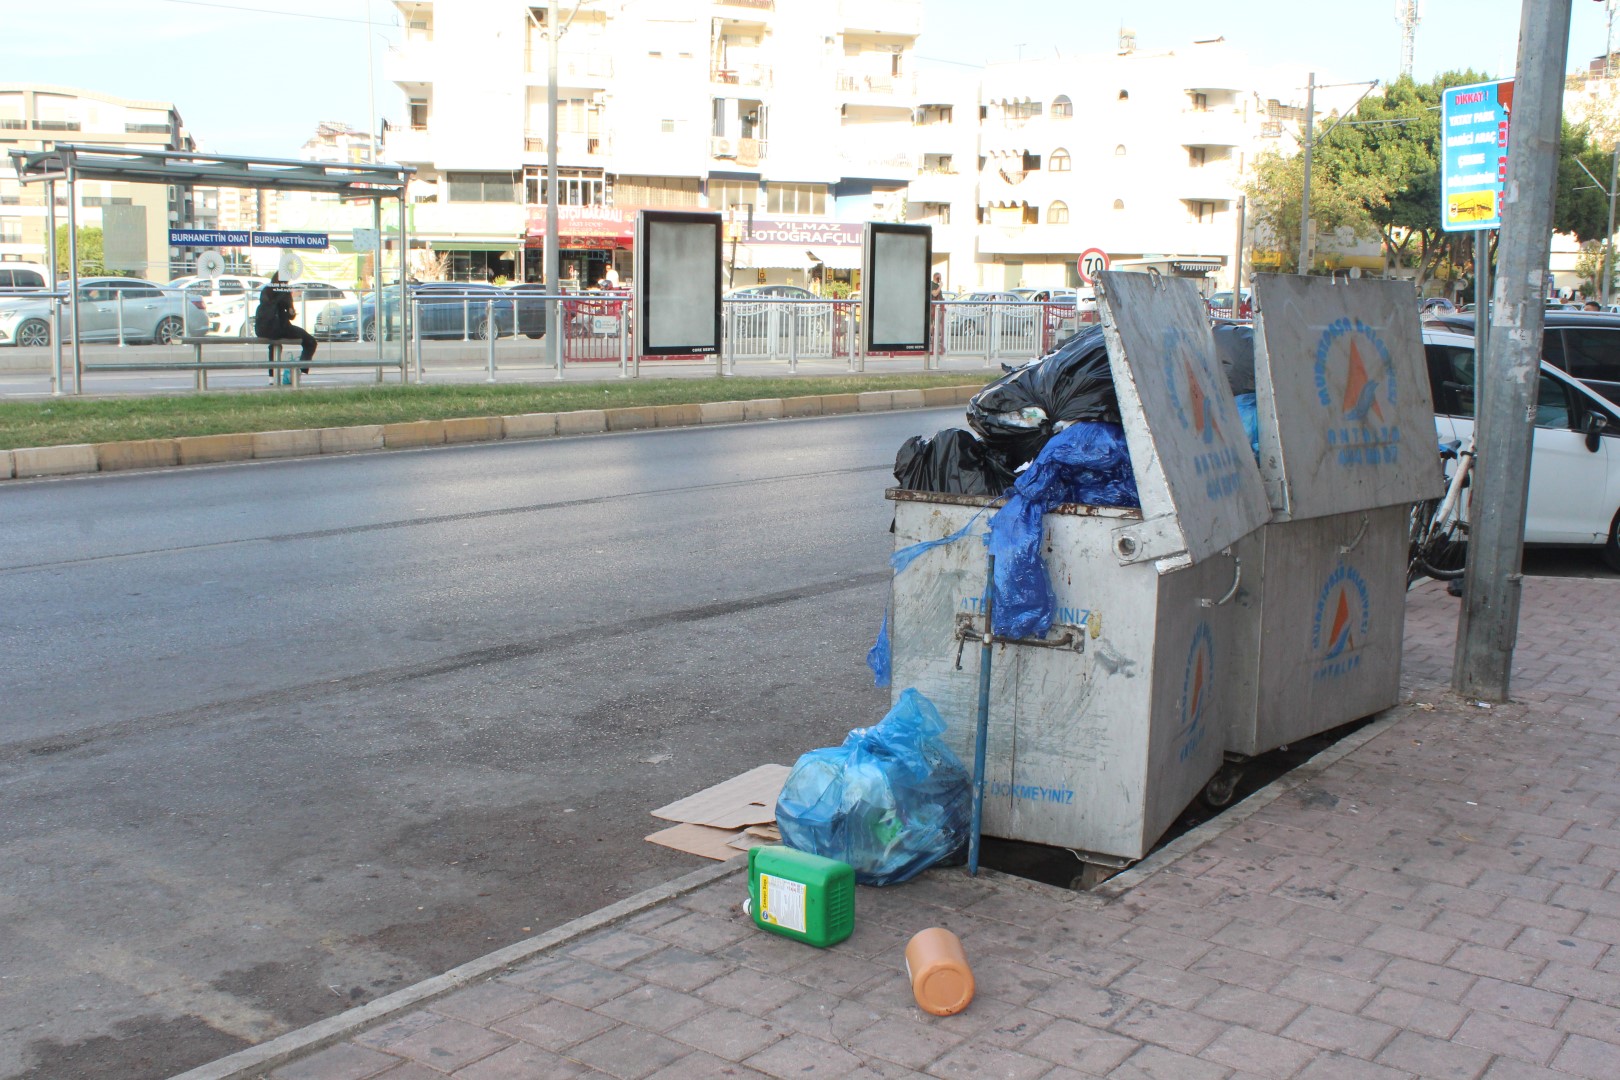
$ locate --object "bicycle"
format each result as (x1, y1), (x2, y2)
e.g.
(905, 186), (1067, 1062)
(1407, 437), (1474, 586)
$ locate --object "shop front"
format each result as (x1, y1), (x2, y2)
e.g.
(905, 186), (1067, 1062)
(726, 217), (865, 294)
(524, 205), (635, 288)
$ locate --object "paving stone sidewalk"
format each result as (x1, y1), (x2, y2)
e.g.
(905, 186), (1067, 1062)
(201, 575), (1620, 1080)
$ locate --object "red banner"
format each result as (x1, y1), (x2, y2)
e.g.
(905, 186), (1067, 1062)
(526, 205), (636, 242)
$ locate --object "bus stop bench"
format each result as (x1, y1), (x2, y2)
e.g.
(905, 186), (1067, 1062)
(80, 338), (397, 390)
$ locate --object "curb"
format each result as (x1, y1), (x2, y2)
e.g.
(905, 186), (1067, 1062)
(167, 857), (747, 1080)
(1, 385), (984, 483)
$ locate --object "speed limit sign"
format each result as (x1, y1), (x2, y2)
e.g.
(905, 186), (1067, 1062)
(1077, 248), (1109, 286)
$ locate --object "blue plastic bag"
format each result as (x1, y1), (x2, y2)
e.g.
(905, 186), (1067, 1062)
(776, 688), (971, 886)
(1234, 393), (1261, 461)
(986, 422), (1138, 639)
(866, 609), (891, 688)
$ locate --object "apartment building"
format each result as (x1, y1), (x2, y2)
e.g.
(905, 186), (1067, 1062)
(968, 37), (1280, 295)
(381, 0), (922, 287)
(0, 84), (196, 278)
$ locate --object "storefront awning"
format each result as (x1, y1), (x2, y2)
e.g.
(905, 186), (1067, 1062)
(431, 240), (517, 252)
(731, 243), (862, 271)
(526, 206), (636, 244)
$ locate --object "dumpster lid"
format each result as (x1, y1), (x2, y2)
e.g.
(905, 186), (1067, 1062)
(1252, 275), (1442, 519)
(1097, 271), (1271, 569)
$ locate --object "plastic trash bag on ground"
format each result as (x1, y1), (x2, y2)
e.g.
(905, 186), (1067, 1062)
(776, 688), (971, 885)
(986, 422), (1138, 640)
(892, 428), (1017, 496)
(966, 326), (1119, 469)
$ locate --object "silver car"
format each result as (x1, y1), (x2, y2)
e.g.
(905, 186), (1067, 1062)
(0, 277), (209, 346)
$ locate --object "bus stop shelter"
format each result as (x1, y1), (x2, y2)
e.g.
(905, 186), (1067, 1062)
(8, 144), (413, 392)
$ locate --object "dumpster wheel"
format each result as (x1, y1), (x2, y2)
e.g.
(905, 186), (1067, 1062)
(1199, 762), (1247, 809)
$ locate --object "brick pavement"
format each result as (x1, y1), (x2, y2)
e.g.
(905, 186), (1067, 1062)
(186, 576), (1620, 1080)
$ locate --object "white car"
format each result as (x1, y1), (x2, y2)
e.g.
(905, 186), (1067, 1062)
(169, 274), (269, 336)
(1424, 327), (1620, 565)
(0, 277), (208, 346)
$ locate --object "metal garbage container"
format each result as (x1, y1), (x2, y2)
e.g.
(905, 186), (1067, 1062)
(1216, 276), (1442, 777)
(887, 273), (1271, 868)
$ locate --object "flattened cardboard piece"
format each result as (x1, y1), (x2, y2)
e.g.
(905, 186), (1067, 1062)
(649, 763), (789, 829)
(645, 823), (749, 860)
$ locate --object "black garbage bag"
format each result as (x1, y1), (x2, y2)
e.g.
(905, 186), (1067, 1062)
(1213, 321), (1256, 395)
(966, 326), (1119, 468)
(893, 428), (1017, 496)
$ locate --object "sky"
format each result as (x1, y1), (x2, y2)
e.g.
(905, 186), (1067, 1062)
(0, 0), (1615, 157)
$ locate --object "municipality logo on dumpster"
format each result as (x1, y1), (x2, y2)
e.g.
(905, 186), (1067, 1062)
(1176, 621), (1214, 763)
(1312, 564), (1371, 681)
(1162, 326), (1245, 501)
(1314, 318), (1401, 468)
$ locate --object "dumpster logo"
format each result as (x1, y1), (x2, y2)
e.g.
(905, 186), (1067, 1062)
(1311, 564), (1371, 680)
(1176, 621), (1214, 763)
(1162, 326), (1246, 501)
(1314, 318), (1402, 468)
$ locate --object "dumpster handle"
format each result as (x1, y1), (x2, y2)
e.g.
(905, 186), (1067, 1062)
(1199, 549), (1242, 608)
(1338, 513), (1369, 555)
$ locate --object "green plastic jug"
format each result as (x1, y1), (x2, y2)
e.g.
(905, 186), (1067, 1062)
(745, 846), (855, 948)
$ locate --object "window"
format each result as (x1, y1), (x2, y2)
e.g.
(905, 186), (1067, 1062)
(1113, 199), (1125, 210)
(523, 167), (604, 206)
(1191, 92), (1209, 112)
(660, 119), (677, 133)
(1048, 200), (1069, 224)
(614, 175), (700, 207)
(766, 183), (827, 216)
(1051, 95), (1073, 118)
(1189, 146), (1207, 167)
(1050, 149), (1071, 172)
(709, 178), (758, 209)
(1021, 152), (1041, 171)
(1425, 344), (1477, 417)
(1535, 373), (1572, 429)
(409, 99), (428, 130)
(1189, 200), (1216, 223)
(1114, 144), (1127, 156)
(0, 218), (20, 244)
(1022, 203), (1038, 225)
(1004, 100), (1042, 121)
(125, 122), (171, 134)
(1558, 328), (1620, 386)
(448, 172), (518, 202)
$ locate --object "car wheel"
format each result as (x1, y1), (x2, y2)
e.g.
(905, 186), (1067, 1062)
(362, 319), (377, 342)
(15, 319), (50, 347)
(524, 331), (544, 340)
(1604, 509), (1620, 573)
(154, 317), (183, 345)
(472, 317), (495, 341)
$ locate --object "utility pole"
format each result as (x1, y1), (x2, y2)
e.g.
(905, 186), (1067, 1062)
(1232, 195), (1246, 303)
(546, 0), (562, 378)
(1298, 73), (1315, 275)
(1453, 0), (1572, 700)
(1605, 144), (1618, 306)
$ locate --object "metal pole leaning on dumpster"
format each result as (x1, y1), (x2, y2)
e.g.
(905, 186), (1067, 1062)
(969, 553), (995, 877)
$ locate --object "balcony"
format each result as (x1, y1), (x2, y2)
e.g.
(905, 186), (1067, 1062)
(837, 140), (915, 180)
(384, 127), (433, 164)
(523, 49), (615, 85)
(710, 135), (765, 167)
(710, 62), (773, 88)
(385, 42), (434, 85)
(1181, 107), (1246, 148)
(523, 132), (610, 160)
(906, 169), (959, 202)
(716, 0), (774, 10)
(839, 0), (922, 36)
(835, 69), (918, 100)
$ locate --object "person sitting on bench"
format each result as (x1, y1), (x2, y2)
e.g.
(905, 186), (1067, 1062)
(254, 273), (316, 381)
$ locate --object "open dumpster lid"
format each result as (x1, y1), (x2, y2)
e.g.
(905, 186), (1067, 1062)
(1252, 276), (1441, 520)
(1096, 271), (1272, 569)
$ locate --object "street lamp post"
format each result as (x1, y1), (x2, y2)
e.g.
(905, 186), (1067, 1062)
(546, 0), (562, 378)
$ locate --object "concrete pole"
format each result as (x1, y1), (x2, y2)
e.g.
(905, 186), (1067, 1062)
(67, 165), (81, 394)
(1232, 195), (1246, 302)
(1453, 0), (1572, 700)
(46, 178), (61, 396)
(545, 0), (562, 378)
(1298, 73), (1315, 275)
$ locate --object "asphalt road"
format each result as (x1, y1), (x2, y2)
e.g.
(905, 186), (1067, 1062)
(1, 409), (1612, 1080)
(0, 408), (956, 1080)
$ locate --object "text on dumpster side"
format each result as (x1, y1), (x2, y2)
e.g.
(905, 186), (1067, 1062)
(990, 781), (1076, 805)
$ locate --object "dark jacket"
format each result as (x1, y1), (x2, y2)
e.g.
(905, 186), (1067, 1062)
(254, 282), (295, 338)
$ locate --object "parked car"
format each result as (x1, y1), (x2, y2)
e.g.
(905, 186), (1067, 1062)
(0, 262), (52, 292)
(0, 277), (208, 346)
(1423, 326), (1620, 566)
(1428, 310), (1620, 406)
(314, 282), (517, 342)
(726, 285), (816, 300)
(1206, 289), (1252, 318)
(505, 283), (552, 338)
(169, 274), (270, 336)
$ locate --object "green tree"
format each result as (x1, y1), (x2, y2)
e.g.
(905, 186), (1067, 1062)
(1243, 143), (1391, 274)
(54, 225), (105, 276)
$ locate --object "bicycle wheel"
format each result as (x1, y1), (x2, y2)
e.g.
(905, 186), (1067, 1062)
(1413, 498), (1469, 581)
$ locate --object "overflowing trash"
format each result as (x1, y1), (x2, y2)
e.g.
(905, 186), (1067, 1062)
(986, 421), (1138, 639)
(775, 688), (971, 885)
(892, 428), (1018, 497)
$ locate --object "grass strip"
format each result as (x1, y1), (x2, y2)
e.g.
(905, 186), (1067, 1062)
(0, 373), (985, 450)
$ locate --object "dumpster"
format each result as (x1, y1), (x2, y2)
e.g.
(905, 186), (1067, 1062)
(887, 272), (1271, 865)
(1216, 276), (1441, 777)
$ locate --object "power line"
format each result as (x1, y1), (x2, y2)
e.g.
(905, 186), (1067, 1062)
(153, 0), (397, 27)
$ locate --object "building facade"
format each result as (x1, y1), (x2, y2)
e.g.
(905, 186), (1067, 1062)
(0, 84), (196, 279)
(381, 0), (922, 287)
